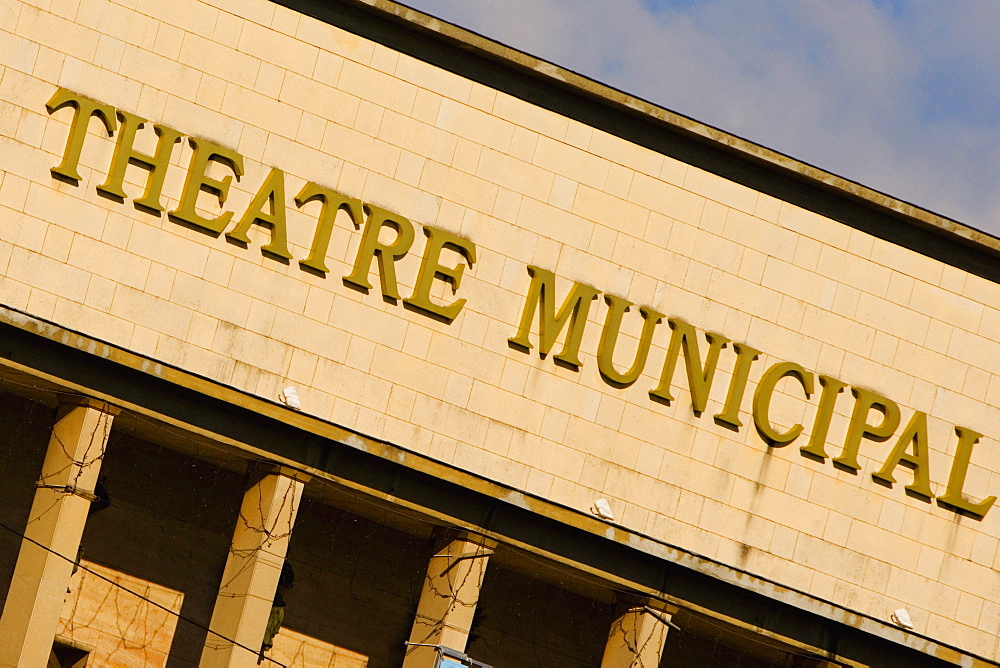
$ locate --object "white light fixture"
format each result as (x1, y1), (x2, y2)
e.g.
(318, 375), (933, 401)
(279, 386), (302, 410)
(891, 608), (914, 630)
(591, 498), (616, 521)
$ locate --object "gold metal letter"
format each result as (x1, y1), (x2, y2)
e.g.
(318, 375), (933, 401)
(226, 167), (293, 259)
(937, 427), (996, 519)
(96, 110), (182, 212)
(834, 388), (900, 472)
(343, 205), (415, 300)
(295, 183), (363, 274)
(45, 87), (117, 182)
(800, 375), (847, 460)
(507, 266), (600, 369)
(170, 138), (244, 234)
(872, 411), (933, 498)
(714, 343), (761, 428)
(597, 295), (664, 386)
(752, 361), (814, 446)
(404, 227), (476, 323)
(649, 319), (729, 414)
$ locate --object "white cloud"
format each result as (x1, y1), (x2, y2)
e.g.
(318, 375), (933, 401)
(404, 0), (1000, 233)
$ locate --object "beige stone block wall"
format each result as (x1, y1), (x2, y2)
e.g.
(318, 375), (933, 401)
(57, 560), (183, 667)
(270, 628), (367, 668)
(2, 0), (1000, 659)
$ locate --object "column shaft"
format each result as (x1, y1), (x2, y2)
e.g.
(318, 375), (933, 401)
(0, 398), (117, 668)
(601, 599), (678, 668)
(402, 531), (496, 668)
(200, 465), (308, 668)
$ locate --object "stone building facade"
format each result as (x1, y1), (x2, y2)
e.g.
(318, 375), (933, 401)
(0, 0), (998, 666)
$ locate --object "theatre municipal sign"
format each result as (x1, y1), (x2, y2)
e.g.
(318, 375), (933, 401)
(43, 88), (997, 520)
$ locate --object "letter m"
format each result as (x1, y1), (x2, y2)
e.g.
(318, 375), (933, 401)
(508, 266), (600, 369)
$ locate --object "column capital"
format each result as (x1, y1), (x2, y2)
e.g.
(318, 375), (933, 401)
(432, 527), (498, 551)
(56, 395), (120, 416)
(615, 595), (679, 618)
(251, 462), (312, 484)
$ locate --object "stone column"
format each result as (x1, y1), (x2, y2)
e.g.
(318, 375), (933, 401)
(0, 397), (118, 668)
(601, 598), (678, 668)
(402, 530), (496, 668)
(200, 465), (309, 668)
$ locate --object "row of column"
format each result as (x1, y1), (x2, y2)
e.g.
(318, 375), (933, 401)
(0, 398), (679, 668)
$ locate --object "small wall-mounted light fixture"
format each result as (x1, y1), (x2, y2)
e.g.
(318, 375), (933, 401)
(891, 608), (914, 630)
(591, 498), (616, 522)
(279, 386), (302, 410)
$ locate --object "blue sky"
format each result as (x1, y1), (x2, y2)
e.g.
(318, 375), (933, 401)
(403, 0), (1000, 235)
